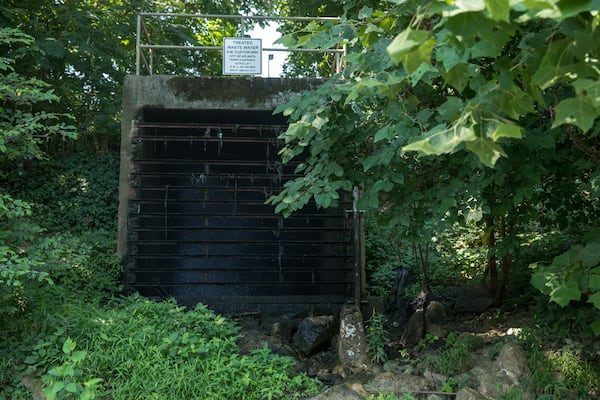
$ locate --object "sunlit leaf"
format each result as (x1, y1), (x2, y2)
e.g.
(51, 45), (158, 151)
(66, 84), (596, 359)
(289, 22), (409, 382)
(387, 28), (430, 64)
(489, 122), (523, 141)
(484, 0), (511, 22)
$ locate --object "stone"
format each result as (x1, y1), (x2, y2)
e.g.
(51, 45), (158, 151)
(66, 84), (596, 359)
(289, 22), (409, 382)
(236, 328), (293, 357)
(401, 310), (426, 345)
(427, 394), (447, 400)
(364, 371), (431, 395)
(465, 344), (534, 400)
(425, 301), (448, 324)
(293, 315), (338, 355)
(20, 374), (44, 400)
(495, 342), (531, 382)
(260, 317), (298, 341)
(337, 304), (370, 370)
(306, 382), (367, 400)
(426, 323), (448, 339)
(455, 387), (491, 400)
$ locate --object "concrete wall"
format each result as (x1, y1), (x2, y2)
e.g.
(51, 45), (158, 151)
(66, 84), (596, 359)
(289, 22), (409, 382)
(118, 75), (320, 258)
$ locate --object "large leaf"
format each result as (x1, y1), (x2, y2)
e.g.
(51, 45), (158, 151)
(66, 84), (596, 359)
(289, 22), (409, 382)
(552, 95), (599, 132)
(531, 39), (574, 90)
(387, 28), (431, 64)
(588, 292), (600, 309)
(402, 37), (436, 73)
(484, 0), (511, 22)
(489, 122), (523, 141)
(403, 118), (477, 155)
(466, 137), (507, 167)
(550, 285), (582, 307)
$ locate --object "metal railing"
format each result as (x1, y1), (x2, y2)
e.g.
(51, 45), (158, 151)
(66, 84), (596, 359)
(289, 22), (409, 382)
(136, 13), (345, 76)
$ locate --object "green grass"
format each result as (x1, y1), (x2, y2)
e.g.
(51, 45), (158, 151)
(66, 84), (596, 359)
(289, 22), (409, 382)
(1, 295), (322, 400)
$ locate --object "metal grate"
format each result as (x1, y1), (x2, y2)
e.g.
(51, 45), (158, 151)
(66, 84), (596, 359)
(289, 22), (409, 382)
(125, 110), (353, 311)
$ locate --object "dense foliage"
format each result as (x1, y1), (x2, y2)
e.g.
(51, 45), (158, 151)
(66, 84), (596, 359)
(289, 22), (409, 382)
(268, 0), (600, 314)
(0, 0), (278, 149)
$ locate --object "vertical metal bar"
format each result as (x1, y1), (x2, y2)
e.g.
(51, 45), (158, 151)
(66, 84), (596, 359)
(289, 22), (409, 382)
(359, 210), (367, 299)
(240, 16), (245, 36)
(136, 14), (141, 75)
(352, 186), (361, 304)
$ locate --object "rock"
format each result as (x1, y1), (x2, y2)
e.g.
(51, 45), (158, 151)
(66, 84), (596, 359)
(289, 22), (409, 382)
(364, 371), (431, 395)
(495, 342), (531, 382)
(456, 387), (491, 400)
(293, 315), (338, 355)
(306, 382), (367, 400)
(260, 317), (298, 341)
(466, 343), (533, 400)
(425, 323), (448, 339)
(237, 328), (293, 357)
(427, 394), (447, 400)
(337, 304), (370, 371)
(20, 374), (44, 400)
(401, 310), (426, 345)
(425, 301), (448, 324)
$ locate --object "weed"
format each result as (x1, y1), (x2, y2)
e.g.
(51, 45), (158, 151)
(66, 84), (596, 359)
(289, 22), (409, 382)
(366, 310), (389, 364)
(422, 332), (483, 376)
(3, 295), (322, 400)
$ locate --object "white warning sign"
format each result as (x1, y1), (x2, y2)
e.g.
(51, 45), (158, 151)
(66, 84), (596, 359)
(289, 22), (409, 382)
(223, 38), (262, 75)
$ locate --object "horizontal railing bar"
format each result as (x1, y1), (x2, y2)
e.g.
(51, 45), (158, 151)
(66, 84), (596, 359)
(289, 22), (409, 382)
(140, 44), (344, 53)
(136, 122), (287, 130)
(138, 12), (341, 22)
(132, 136), (279, 143)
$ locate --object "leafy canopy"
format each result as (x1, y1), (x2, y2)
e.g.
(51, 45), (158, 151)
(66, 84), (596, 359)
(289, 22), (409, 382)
(268, 0), (599, 314)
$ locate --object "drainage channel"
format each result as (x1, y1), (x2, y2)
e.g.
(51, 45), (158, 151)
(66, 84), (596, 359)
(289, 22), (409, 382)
(125, 112), (353, 313)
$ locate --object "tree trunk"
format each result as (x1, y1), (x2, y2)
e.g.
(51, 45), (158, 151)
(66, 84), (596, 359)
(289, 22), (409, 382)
(482, 218), (498, 299)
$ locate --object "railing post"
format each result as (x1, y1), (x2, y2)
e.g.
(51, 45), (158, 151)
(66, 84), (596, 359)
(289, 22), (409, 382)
(136, 14), (141, 75)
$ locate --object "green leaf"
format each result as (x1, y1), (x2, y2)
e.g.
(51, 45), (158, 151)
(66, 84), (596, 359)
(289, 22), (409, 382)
(531, 271), (553, 295)
(70, 350), (86, 362)
(387, 28), (430, 64)
(443, 63), (471, 92)
(573, 78), (600, 107)
(557, 0), (595, 20)
(436, 43), (470, 71)
(489, 122), (523, 141)
(358, 6), (373, 19)
(311, 114), (329, 130)
(437, 97), (464, 121)
(374, 126), (395, 142)
(591, 320), (600, 336)
(550, 286), (582, 307)
(62, 337), (76, 354)
(403, 120), (476, 155)
(275, 34), (297, 48)
(588, 292), (600, 309)
(581, 242), (600, 267)
(65, 382), (79, 393)
(402, 37), (436, 74)
(552, 95), (599, 132)
(466, 137), (507, 167)
(531, 39), (573, 90)
(498, 86), (535, 119)
(484, 0), (511, 22)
